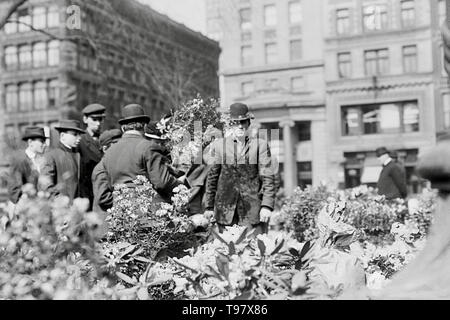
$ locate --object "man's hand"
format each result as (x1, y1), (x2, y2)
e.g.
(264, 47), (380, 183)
(259, 207), (272, 223)
(204, 210), (215, 222)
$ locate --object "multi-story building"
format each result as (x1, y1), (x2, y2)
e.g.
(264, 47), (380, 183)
(0, 0), (220, 195)
(324, 0), (444, 194)
(209, 0), (448, 195)
(207, 0), (328, 195)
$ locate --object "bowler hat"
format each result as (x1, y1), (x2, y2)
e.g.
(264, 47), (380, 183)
(99, 129), (123, 147)
(144, 121), (165, 140)
(82, 103), (106, 118)
(229, 103), (254, 121)
(22, 126), (46, 141)
(375, 147), (389, 158)
(54, 120), (85, 134)
(118, 104), (150, 125)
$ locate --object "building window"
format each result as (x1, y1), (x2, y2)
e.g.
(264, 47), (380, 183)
(17, 8), (31, 32)
(264, 5), (277, 27)
(32, 7), (47, 29)
(291, 76), (305, 92)
(443, 93), (450, 128)
(341, 101), (419, 136)
(297, 162), (312, 189)
(402, 45), (417, 73)
(363, 4), (388, 31)
(47, 5), (59, 28)
(18, 44), (32, 69)
(337, 52), (352, 78)
(19, 83), (32, 112)
(5, 85), (18, 113)
(48, 40), (60, 66)
(33, 42), (47, 68)
(241, 81), (254, 96)
(5, 13), (18, 34)
(364, 48), (389, 76)
(336, 8), (350, 35)
(34, 81), (48, 110)
(4, 46), (18, 70)
(240, 45), (252, 66)
(290, 39), (302, 61)
(265, 43), (277, 64)
(48, 79), (59, 108)
(400, 0), (415, 28)
(239, 8), (251, 31)
(289, 1), (302, 25)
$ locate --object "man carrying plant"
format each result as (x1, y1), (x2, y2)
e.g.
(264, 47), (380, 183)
(98, 104), (185, 205)
(204, 103), (276, 235)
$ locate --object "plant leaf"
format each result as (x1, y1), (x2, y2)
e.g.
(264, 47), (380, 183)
(134, 256), (152, 264)
(235, 227), (249, 245)
(228, 241), (236, 255)
(257, 239), (266, 256)
(289, 248), (300, 257)
(116, 272), (137, 285)
(216, 256), (229, 280)
(210, 228), (229, 246)
(299, 240), (311, 260)
(137, 287), (150, 300)
(270, 239), (285, 256)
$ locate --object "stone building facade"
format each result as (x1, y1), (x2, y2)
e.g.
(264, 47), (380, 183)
(206, 0), (328, 195)
(208, 0), (447, 195)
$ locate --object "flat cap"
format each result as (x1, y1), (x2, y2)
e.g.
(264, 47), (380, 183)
(82, 103), (106, 117)
(99, 129), (123, 147)
(416, 141), (450, 191)
(375, 147), (389, 158)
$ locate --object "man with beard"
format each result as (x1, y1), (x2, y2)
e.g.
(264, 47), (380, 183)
(204, 103), (276, 235)
(41, 120), (85, 201)
(78, 103), (106, 209)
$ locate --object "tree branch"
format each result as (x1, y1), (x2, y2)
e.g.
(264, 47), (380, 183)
(0, 0), (28, 30)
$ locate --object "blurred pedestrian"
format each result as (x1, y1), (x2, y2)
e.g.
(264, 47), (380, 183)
(376, 147), (407, 200)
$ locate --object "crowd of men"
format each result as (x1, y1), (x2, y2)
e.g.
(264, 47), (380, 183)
(4, 102), (278, 234)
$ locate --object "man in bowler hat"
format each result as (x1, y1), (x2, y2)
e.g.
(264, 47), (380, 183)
(376, 147), (407, 200)
(204, 103), (276, 234)
(96, 104), (184, 206)
(7, 127), (47, 204)
(78, 103), (106, 209)
(41, 120), (85, 201)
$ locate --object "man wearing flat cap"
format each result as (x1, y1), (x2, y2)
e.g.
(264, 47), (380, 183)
(204, 103), (276, 234)
(7, 127), (47, 205)
(41, 120), (85, 201)
(376, 147), (407, 200)
(97, 104), (184, 206)
(78, 103), (106, 209)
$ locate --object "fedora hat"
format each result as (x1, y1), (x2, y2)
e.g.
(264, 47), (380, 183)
(229, 103), (254, 121)
(144, 121), (165, 140)
(54, 120), (85, 134)
(375, 147), (389, 158)
(22, 126), (46, 141)
(118, 104), (150, 125)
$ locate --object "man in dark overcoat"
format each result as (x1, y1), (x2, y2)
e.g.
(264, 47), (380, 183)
(92, 129), (122, 212)
(40, 120), (85, 201)
(97, 104), (184, 205)
(204, 103), (276, 234)
(78, 103), (106, 209)
(7, 127), (47, 204)
(376, 147), (407, 200)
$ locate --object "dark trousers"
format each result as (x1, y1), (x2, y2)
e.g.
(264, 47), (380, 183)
(216, 209), (268, 237)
